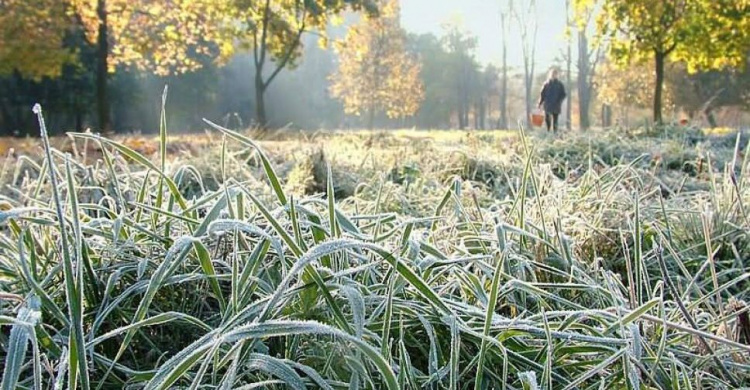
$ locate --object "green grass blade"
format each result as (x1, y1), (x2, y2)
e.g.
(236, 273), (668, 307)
(561, 348), (627, 390)
(245, 354), (306, 390)
(192, 241), (226, 312)
(34, 105), (90, 390)
(603, 298), (659, 336)
(69, 133), (187, 211)
(474, 250), (507, 390)
(1, 297), (41, 390)
(90, 312), (211, 347)
(203, 119), (287, 206)
(327, 163), (341, 238)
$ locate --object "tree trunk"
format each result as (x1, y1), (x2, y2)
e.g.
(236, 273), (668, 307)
(461, 61), (469, 129)
(0, 78), (13, 135)
(458, 102), (465, 129)
(480, 97), (486, 129)
(367, 104), (375, 131)
(75, 109), (84, 133)
(0, 104), (9, 136)
(577, 31), (591, 130)
(704, 107), (717, 128)
(475, 99), (485, 129)
(499, 11), (508, 129)
(457, 68), (467, 129)
(565, 0), (572, 131)
(601, 104), (612, 127)
(653, 51), (665, 125)
(500, 59), (507, 129)
(566, 59), (572, 130)
(254, 69), (267, 128)
(524, 75), (532, 128)
(96, 0), (110, 133)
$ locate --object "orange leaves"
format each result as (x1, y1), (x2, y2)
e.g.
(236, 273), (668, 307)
(2, 0), (235, 79)
(329, 0), (424, 120)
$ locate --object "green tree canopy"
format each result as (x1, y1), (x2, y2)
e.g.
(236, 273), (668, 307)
(578, 0), (749, 124)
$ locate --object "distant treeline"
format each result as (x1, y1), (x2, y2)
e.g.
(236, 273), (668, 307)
(0, 30), (516, 135)
(1, 0), (748, 135)
(0, 39), (344, 136)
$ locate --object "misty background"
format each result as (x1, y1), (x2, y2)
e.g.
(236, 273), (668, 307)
(1, 0), (747, 136)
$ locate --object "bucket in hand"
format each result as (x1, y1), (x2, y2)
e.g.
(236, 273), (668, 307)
(531, 110), (544, 127)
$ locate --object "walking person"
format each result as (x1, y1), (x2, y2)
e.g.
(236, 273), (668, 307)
(538, 68), (566, 132)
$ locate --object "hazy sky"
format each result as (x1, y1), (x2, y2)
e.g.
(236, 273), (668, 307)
(401, 0), (570, 71)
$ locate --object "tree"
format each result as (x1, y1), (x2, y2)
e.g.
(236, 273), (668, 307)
(511, 0), (538, 127)
(0, 0), (77, 80)
(597, 60), (675, 125)
(576, 30), (603, 130)
(329, 0), (423, 130)
(572, 0), (603, 130)
(405, 30), (488, 130)
(667, 64), (750, 127)
(498, 2), (510, 129)
(69, 0), (229, 132)
(582, 0), (749, 124)
(478, 65), (500, 129)
(406, 33), (455, 128)
(224, 0), (377, 128)
(0, 0), (63, 133)
(674, 1), (750, 73)
(441, 21), (479, 129)
(565, 0), (573, 130)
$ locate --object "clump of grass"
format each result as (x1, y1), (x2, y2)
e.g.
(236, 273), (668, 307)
(1, 105), (749, 389)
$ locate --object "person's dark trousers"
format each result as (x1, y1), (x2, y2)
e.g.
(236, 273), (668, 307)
(545, 112), (559, 132)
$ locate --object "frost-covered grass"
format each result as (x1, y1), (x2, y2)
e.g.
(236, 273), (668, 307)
(1, 105), (749, 389)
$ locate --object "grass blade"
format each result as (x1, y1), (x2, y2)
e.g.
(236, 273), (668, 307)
(474, 250), (507, 390)
(33, 104), (90, 390)
(0, 296), (41, 390)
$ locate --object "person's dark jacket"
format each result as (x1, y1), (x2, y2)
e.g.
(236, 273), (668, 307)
(538, 78), (566, 114)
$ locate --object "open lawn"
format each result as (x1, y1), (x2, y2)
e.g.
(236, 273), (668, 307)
(1, 123), (749, 389)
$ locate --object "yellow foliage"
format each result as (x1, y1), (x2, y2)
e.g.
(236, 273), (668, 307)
(69, 0), (236, 76)
(0, 0), (78, 79)
(1, 0), (376, 84)
(329, 0), (424, 121)
(596, 61), (675, 110)
(579, 0), (748, 72)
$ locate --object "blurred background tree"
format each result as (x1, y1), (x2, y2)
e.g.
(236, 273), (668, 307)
(330, 0), (423, 130)
(579, 0), (749, 124)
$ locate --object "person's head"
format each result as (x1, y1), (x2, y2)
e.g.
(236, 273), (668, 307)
(548, 68), (559, 80)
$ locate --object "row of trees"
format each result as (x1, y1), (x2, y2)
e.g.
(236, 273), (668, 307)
(1, 0), (747, 134)
(330, 0), (748, 130)
(330, 0), (560, 130)
(0, 0), (377, 132)
(0, 0), (507, 133)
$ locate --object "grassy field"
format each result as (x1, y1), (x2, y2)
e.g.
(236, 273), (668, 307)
(1, 114), (749, 389)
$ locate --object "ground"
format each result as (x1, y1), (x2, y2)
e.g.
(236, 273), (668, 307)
(0, 126), (748, 389)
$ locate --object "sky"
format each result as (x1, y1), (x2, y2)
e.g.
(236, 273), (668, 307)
(400, 0), (570, 71)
